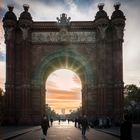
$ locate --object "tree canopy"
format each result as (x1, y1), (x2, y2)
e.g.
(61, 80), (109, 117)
(124, 84), (140, 102)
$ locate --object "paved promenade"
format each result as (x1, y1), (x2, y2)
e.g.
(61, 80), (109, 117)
(96, 124), (140, 140)
(0, 121), (139, 140)
(0, 126), (39, 140)
(11, 121), (119, 140)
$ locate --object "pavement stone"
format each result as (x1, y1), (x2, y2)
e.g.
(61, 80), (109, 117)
(96, 124), (140, 140)
(95, 127), (120, 138)
(11, 121), (119, 140)
(0, 126), (40, 140)
(0, 122), (139, 140)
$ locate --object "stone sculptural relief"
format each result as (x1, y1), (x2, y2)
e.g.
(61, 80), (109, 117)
(32, 31), (96, 43)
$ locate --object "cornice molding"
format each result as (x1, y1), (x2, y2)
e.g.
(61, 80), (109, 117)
(32, 21), (96, 30)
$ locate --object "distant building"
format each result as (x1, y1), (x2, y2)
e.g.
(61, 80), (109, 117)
(61, 108), (65, 115)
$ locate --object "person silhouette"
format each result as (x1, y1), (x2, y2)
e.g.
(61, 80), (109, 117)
(81, 115), (89, 137)
(41, 115), (50, 140)
(50, 118), (53, 126)
(120, 114), (132, 140)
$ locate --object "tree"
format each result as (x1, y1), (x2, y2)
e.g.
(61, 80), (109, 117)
(68, 106), (82, 121)
(124, 84), (140, 122)
(124, 84), (140, 102)
(45, 104), (59, 120)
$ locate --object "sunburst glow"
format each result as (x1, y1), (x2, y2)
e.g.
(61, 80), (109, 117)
(46, 69), (82, 114)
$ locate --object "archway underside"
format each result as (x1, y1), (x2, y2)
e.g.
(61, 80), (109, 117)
(31, 50), (95, 124)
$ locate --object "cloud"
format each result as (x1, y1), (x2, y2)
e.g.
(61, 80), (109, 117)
(46, 68), (82, 113)
(46, 69), (82, 92)
(46, 80), (59, 89)
(0, 61), (5, 89)
(1, 0), (98, 21)
(47, 91), (81, 100)
(96, 0), (140, 86)
(0, 22), (5, 49)
(72, 74), (81, 84)
(1, 1), (140, 83)
(48, 98), (80, 102)
(48, 99), (81, 112)
(48, 99), (81, 107)
(0, 22), (5, 61)
(122, 1), (140, 85)
(0, 52), (5, 61)
(46, 79), (81, 91)
(2, 0), (67, 21)
(0, 6), (6, 19)
(47, 88), (80, 93)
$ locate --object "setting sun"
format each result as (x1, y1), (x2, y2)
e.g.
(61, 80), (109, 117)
(46, 69), (82, 114)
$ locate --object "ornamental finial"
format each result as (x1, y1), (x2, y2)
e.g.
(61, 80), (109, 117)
(114, 2), (121, 10)
(7, 4), (14, 12)
(98, 3), (104, 11)
(23, 4), (29, 12)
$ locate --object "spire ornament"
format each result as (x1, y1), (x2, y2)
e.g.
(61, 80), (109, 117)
(95, 3), (109, 39)
(19, 4), (32, 40)
(111, 2), (126, 40)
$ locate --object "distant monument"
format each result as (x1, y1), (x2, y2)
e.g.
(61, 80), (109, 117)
(61, 108), (65, 115)
(2, 2), (125, 125)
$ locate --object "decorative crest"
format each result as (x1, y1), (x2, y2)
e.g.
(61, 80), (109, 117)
(56, 13), (71, 26)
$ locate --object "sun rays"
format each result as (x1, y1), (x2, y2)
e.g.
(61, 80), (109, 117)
(48, 53), (84, 76)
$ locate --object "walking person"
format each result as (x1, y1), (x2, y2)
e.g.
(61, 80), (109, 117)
(120, 114), (132, 140)
(75, 117), (78, 127)
(58, 118), (61, 124)
(81, 115), (89, 137)
(41, 115), (50, 140)
(50, 118), (53, 126)
(78, 116), (82, 128)
(68, 119), (70, 124)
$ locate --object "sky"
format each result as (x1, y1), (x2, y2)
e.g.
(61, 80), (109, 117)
(46, 69), (82, 114)
(0, 0), (140, 113)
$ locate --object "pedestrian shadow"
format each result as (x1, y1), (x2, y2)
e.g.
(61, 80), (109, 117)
(82, 136), (88, 140)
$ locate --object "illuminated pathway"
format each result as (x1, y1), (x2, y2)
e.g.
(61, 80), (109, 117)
(12, 121), (119, 140)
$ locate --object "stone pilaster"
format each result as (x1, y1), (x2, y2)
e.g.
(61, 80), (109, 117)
(3, 5), (17, 124)
(15, 4), (33, 124)
(111, 2), (126, 122)
(30, 82), (44, 124)
(94, 3), (110, 118)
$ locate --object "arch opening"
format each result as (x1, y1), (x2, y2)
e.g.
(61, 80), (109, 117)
(45, 69), (82, 115)
(32, 49), (95, 122)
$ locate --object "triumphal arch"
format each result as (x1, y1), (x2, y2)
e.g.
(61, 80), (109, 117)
(3, 3), (125, 124)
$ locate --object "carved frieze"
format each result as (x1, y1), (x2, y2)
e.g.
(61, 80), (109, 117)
(32, 31), (96, 43)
